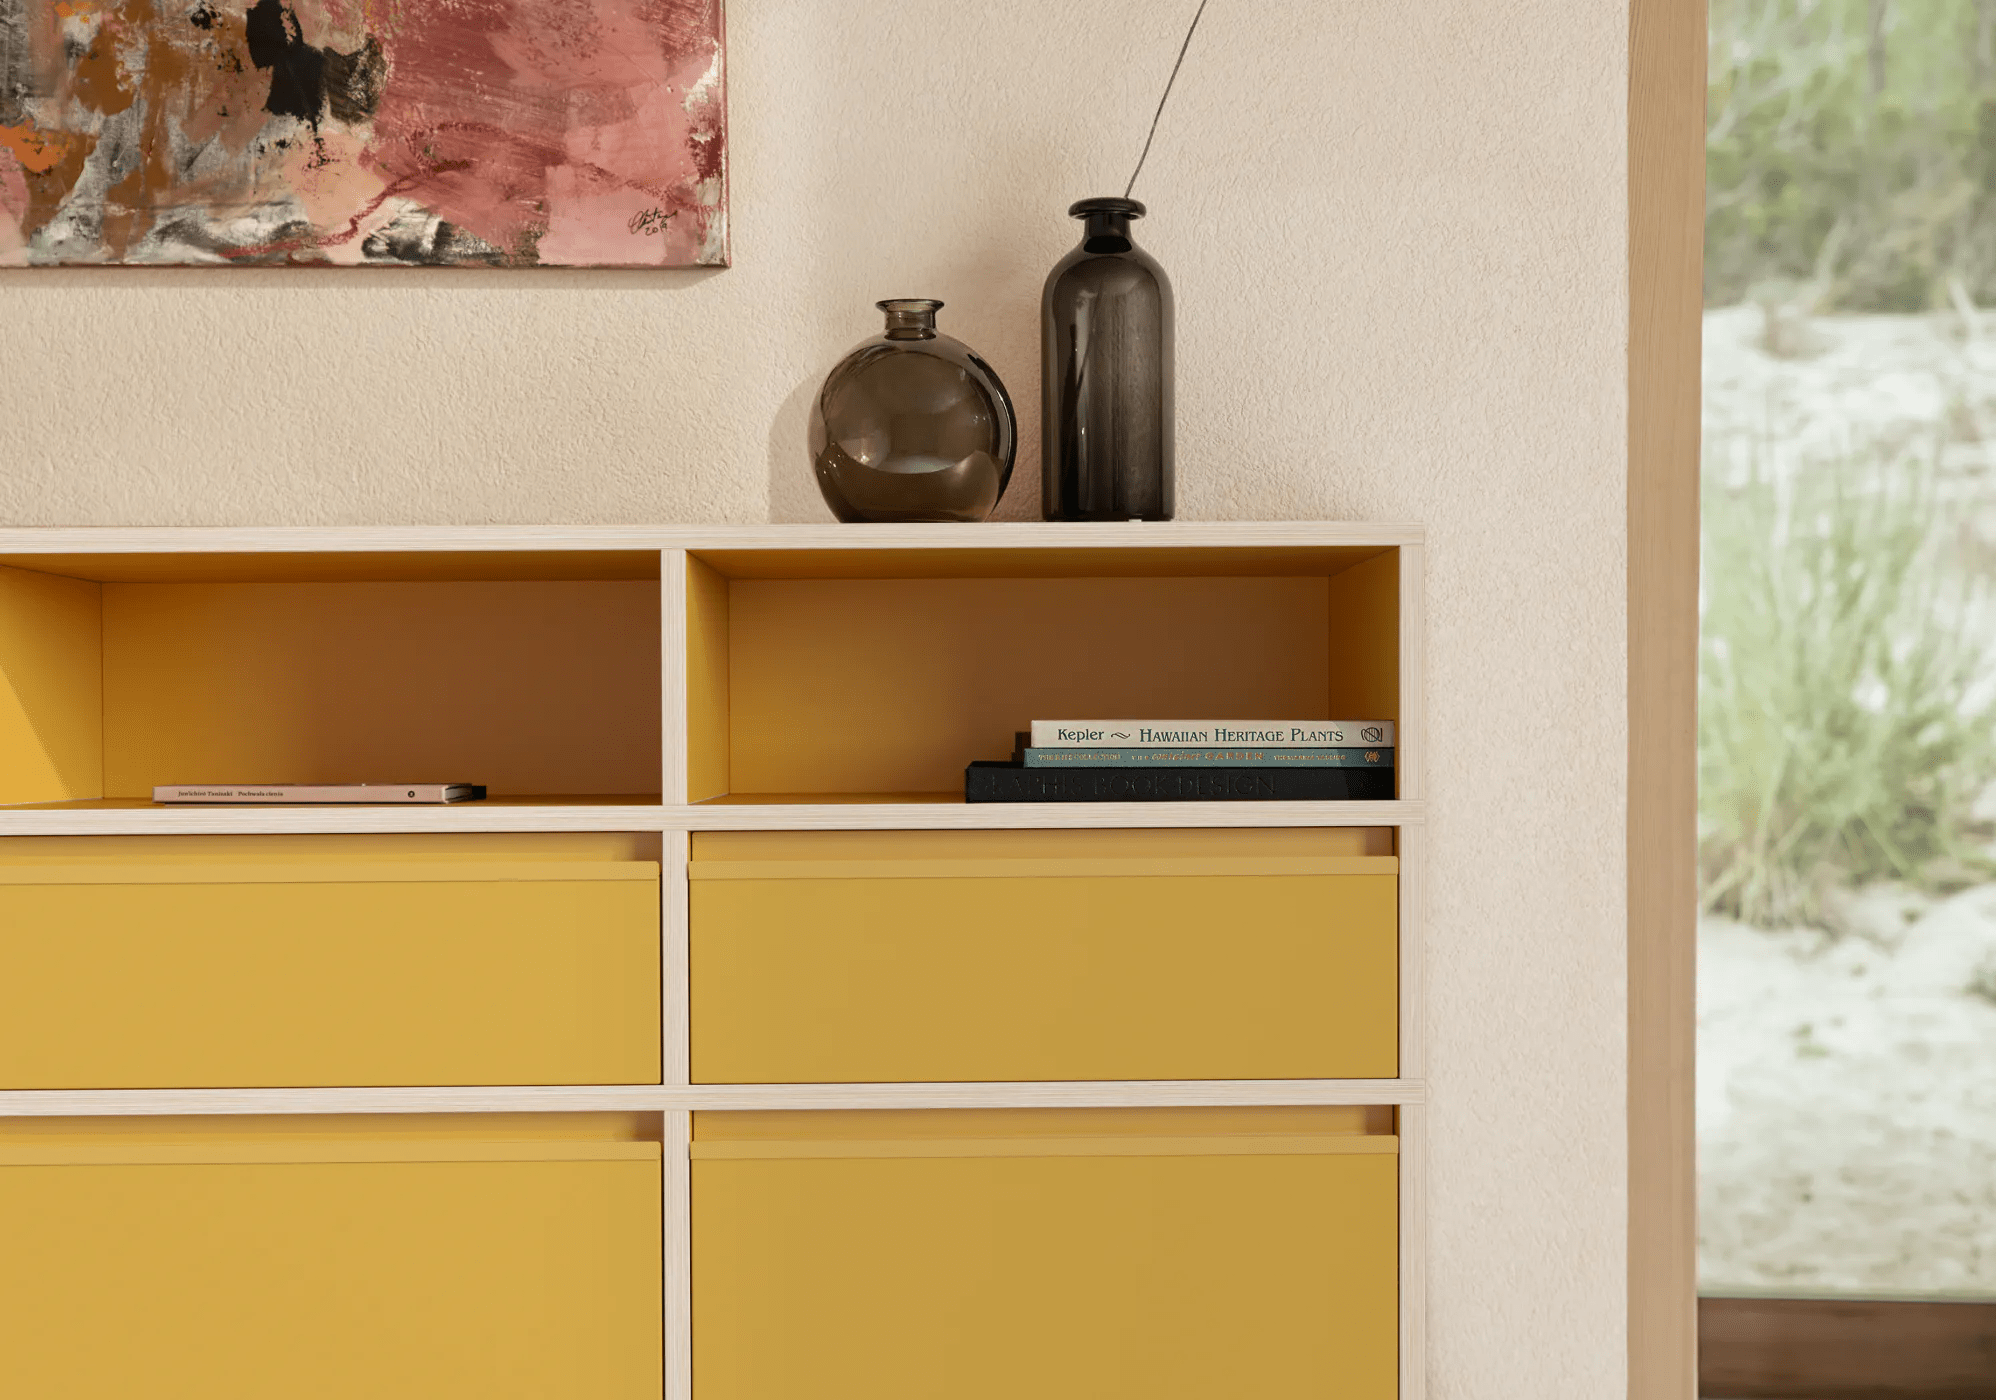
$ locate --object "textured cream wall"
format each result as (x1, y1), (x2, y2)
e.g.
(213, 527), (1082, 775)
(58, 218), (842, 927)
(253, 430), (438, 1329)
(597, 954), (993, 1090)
(0, 0), (1631, 1392)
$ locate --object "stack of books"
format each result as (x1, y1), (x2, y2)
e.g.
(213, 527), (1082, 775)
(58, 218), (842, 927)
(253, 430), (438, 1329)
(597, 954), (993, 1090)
(964, 721), (1395, 803)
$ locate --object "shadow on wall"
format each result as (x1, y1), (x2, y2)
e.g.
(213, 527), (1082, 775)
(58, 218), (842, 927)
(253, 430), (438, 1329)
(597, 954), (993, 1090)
(767, 373), (829, 524)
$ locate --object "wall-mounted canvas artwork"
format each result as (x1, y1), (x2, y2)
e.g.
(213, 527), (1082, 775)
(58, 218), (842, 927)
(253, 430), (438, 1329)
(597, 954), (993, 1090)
(0, 0), (727, 266)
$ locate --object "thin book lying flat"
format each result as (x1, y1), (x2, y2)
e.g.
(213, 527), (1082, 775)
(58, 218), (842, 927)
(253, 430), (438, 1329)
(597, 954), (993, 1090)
(153, 784), (488, 804)
(1031, 720), (1395, 748)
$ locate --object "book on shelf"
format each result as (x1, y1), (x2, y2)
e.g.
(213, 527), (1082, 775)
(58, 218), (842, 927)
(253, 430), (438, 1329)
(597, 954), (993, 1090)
(1030, 720), (1395, 748)
(1023, 746), (1391, 769)
(152, 784), (489, 805)
(964, 762), (1395, 803)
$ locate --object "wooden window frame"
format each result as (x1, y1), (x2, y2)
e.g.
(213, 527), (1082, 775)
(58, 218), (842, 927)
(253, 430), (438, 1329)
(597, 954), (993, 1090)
(1629, 0), (1704, 1396)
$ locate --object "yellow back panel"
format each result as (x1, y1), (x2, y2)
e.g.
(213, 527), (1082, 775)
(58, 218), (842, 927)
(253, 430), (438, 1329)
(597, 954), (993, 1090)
(98, 580), (661, 797)
(725, 575), (1333, 794)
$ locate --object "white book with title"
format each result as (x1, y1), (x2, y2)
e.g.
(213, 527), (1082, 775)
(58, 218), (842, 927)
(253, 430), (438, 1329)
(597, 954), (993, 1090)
(1029, 720), (1394, 749)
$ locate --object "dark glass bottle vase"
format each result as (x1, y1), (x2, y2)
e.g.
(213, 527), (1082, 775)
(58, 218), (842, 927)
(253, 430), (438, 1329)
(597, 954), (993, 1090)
(1041, 197), (1174, 521)
(810, 299), (1017, 523)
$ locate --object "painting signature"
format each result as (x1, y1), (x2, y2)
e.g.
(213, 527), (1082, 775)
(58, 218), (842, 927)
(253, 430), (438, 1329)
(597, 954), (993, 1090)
(628, 206), (676, 237)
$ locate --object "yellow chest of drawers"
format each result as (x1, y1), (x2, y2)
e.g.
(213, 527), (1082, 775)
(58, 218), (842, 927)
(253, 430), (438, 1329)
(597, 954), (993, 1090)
(0, 525), (1426, 1400)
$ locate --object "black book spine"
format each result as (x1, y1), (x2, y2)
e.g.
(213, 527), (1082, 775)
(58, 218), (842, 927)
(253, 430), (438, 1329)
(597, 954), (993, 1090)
(963, 762), (1396, 803)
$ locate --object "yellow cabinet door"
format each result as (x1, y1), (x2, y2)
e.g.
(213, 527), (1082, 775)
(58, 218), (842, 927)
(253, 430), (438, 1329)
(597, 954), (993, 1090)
(691, 829), (1397, 1083)
(0, 838), (661, 1088)
(0, 1117), (664, 1400)
(693, 1107), (1399, 1400)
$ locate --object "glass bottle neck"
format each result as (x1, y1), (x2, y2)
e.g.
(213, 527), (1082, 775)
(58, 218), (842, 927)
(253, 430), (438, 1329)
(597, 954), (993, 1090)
(1081, 212), (1134, 255)
(880, 302), (940, 339)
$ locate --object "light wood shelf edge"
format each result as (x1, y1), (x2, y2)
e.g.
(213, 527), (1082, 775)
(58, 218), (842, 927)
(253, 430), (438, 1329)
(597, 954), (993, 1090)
(1397, 543), (1426, 803)
(0, 1079), (1430, 1118)
(0, 799), (1426, 836)
(661, 831), (690, 1087)
(1395, 541), (1428, 1400)
(1398, 825), (1429, 1082)
(662, 1108), (692, 1400)
(662, 549), (690, 805)
(1400, 1101), (1429, 1400)
(679, 800), (1427, 831)
(0, 521), (1427, 556)
(0, 804), (672, 835)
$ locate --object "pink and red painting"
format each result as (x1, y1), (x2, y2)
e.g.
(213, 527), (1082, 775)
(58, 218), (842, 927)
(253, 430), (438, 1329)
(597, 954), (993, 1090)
(0, 0), (727, 265)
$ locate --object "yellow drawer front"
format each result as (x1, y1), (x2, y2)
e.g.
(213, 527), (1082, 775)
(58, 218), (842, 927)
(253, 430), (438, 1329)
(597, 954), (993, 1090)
(693, 1107), (1399, 1400)
(690, 831), (1397, 1083)
(0, 1120), (663, 1400)
(0, 859), (661, 1088)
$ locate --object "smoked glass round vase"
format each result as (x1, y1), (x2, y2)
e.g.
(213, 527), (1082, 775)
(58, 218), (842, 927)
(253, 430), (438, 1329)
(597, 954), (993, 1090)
(810, 299), (1017, 523)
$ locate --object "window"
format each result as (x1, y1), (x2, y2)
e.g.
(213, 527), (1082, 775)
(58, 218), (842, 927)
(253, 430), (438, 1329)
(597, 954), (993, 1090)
(1699, 1), (1996, 1389)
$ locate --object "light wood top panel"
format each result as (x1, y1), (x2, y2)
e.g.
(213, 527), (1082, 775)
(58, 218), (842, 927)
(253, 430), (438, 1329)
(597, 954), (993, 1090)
(0, 552), (662, 584)
(0, 521), (1422, 558)
(0, 797), (1421, 834)
(690, 544), (1396, 580)
(0, 831), (660, 862)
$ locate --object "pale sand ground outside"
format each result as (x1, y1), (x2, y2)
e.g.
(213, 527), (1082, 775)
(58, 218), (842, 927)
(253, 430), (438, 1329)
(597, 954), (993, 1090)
(1700, 306), (1996, 1298)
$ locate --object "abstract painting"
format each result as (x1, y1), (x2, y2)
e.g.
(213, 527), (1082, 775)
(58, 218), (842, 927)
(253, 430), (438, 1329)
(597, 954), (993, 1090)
(0, 0), (726, 266)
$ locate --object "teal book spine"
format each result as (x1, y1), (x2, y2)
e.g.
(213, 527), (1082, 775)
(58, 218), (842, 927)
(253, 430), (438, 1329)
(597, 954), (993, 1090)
(1022, 747), (1392, 768)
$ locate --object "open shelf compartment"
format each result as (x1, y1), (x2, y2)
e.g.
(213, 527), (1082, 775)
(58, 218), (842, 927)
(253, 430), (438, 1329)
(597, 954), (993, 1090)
(0, 550), (664, 810)
(683, 542), (1405, 805)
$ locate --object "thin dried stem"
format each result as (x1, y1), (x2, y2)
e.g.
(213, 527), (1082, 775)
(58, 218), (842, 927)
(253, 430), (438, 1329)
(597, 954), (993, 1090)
(1124, 0), (1212, 200)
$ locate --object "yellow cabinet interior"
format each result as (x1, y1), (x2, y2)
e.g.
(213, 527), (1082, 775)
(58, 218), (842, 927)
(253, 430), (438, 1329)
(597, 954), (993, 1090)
(0, 1114), (664, 1400)
(692, 1106), (1400, 1400)
(0, 559), (664, 807)
(0, 834), (662, 1089)
(683, 545), (1401, 802)
(691, 828), (1399, 1083)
